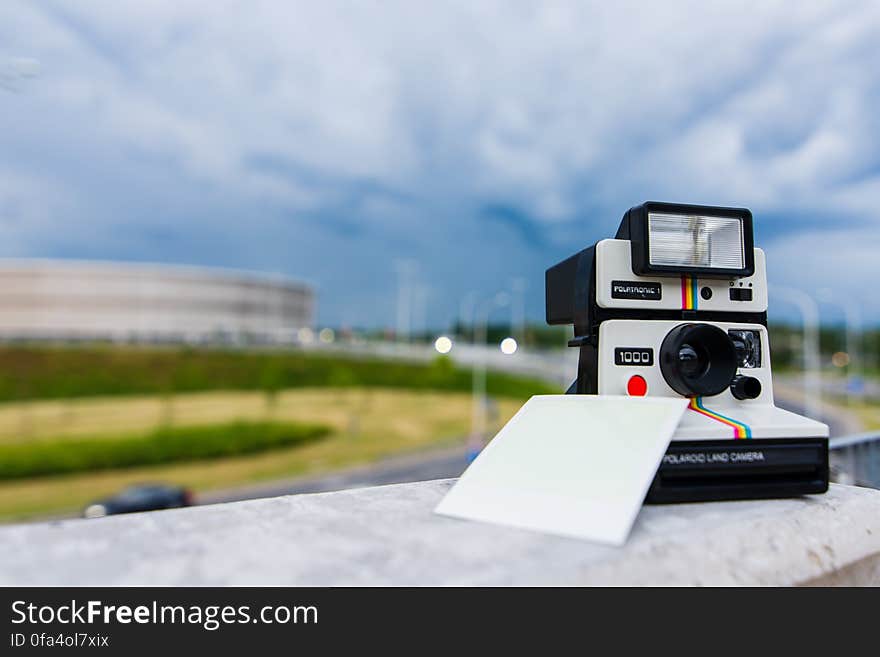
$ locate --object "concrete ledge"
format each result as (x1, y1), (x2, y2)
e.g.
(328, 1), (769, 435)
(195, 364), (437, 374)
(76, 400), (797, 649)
(1, 481), (879, 586)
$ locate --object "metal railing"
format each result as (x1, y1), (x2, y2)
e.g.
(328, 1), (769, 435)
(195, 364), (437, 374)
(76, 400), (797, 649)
(830, 431), (880, 489)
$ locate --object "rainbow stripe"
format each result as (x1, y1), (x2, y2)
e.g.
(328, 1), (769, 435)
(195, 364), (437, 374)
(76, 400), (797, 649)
(688, 397), (752, 439)
(681, 275), (699, 310)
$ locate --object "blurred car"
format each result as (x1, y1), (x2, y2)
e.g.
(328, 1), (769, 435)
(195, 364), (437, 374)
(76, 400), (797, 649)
(83, 484), (193, 518)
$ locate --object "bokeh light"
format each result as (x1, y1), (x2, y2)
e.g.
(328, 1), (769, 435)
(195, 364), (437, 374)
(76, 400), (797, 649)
(434, 336), (453, 354)
(500, 337), (518, 355)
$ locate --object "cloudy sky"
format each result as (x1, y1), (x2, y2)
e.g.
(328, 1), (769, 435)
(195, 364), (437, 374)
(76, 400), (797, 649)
(2, 1), (880, 328)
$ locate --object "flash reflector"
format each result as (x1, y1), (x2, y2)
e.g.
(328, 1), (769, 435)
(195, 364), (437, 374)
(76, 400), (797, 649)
(616, 202), (755, 278)
(648, 213), (745, 270)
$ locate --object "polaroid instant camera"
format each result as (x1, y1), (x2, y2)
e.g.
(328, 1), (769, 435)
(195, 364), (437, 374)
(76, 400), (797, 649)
(546, 202), (829, 503)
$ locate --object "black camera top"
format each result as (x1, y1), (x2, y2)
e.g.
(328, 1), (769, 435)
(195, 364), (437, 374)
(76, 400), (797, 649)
(546, 201), (765, 337)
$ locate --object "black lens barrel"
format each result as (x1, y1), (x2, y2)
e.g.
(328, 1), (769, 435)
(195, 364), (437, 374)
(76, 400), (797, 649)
(659, 323), (738, 397)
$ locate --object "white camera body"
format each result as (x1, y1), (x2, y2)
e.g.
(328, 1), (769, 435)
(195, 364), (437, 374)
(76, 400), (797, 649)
(595, 239), (826, 442)
(546, 202), (829, 502)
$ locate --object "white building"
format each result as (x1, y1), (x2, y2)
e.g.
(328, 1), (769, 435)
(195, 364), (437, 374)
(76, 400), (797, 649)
(0, 259), (314, 343)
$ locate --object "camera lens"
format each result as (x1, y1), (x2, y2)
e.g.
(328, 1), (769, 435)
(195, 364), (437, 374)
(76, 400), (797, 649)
(677, 344), (706, 378)
(660, 323), (738, 397)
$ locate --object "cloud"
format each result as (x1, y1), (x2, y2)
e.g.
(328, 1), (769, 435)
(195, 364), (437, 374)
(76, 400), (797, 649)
(1, 0), (879, 325)
(765, 225), (880, 323)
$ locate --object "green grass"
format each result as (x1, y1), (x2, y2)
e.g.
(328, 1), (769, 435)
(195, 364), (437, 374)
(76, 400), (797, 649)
(0, 420), (330, 480)
(0, 344), (554, 520)
(0, 388), (522, 521)
(0, 345), (557, 402)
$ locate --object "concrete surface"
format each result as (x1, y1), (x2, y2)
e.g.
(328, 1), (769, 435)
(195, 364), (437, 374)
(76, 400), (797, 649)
(2, 480), (879, 586)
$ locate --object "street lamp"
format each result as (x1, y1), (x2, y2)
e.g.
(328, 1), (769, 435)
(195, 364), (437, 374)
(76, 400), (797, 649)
(469, 293), (510, 460)
(318, 328), (335, 344)
(394, 260), (417, 345)
(511, 278), (526, 344)
(770, 285), (822, 422)
(458, 291), (478, 341)
(434, 335), (453, 355)
(297, 327), (315, 345)
(817, 288), (862, 406)
(500, 337), (518, 355)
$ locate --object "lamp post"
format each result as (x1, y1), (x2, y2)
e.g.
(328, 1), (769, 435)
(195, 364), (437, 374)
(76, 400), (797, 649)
(770, 285), (822, 422)
(412, 284), (428, 344)
(817, 289), (862, 406)
(511, 277), (526, 345)
(458, 291), (477, 340)
(468, 292), (511, 460)
(394, 260), (417, 346)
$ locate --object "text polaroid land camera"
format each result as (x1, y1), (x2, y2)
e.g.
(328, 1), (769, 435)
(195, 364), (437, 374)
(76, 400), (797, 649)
(546, 201), (829, 503)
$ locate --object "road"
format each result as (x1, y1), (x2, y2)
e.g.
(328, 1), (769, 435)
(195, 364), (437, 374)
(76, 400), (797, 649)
(199, 445), (470, 505)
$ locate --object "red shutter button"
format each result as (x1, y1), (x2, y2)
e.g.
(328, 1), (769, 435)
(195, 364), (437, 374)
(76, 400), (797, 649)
(627, 375), (648, 396)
